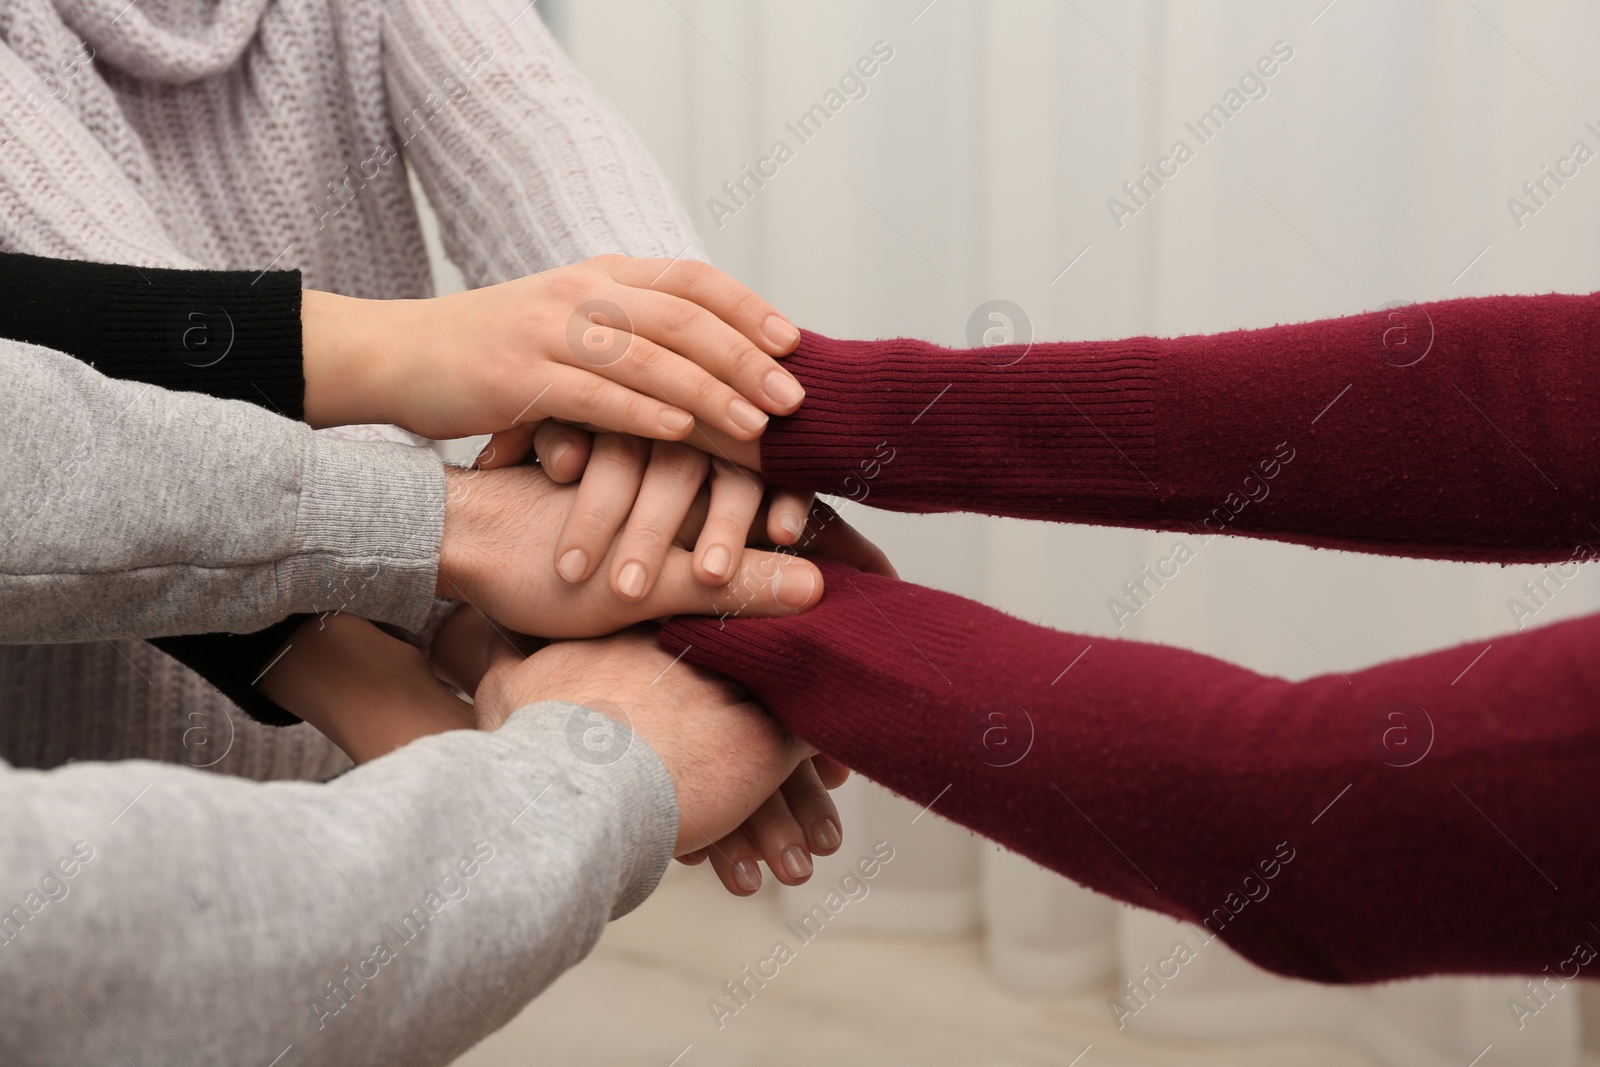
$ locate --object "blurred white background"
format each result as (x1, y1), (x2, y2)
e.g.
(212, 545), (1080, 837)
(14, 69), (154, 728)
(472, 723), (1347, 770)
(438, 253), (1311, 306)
(445, 1), (1600, 1064)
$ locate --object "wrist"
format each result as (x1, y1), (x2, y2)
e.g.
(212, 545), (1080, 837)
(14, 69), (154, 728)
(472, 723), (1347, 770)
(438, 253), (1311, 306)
(435, 466), (478, 598)
(302, 290), (424, 429)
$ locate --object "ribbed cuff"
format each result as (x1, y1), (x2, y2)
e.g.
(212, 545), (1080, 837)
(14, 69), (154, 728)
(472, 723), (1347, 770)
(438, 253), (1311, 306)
(100, 267), (305, 418)
(497, 701), (679, 919)
(762, 330), (1161, 523)
(0, 251), (306, 418)
(279, 435), (448, 631)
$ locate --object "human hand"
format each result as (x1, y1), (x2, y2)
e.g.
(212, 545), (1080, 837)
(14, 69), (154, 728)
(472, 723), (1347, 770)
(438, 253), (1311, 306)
(259, 613), (475, 765)
(529, 421), (898, 587)
(528, 426), (809, 601)
(472, 627), (820, 860)
(300, 256), (805, 449)
(434, 464), (825, 638)
(435, 611), (848, 895)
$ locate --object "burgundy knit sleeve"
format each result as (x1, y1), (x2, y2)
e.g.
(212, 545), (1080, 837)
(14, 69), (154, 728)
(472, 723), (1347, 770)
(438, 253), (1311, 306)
(766, 291), (1600, 563)
(661, 559), (1600, 985)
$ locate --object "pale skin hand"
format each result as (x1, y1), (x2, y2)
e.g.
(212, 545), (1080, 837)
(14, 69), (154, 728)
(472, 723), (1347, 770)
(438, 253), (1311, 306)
(300, 255), (805, 451)
(529, 421), (813, 598)
(259, 613), (474, 765)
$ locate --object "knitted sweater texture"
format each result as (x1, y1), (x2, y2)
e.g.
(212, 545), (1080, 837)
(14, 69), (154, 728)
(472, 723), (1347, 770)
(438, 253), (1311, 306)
(0, 0), (698, 779)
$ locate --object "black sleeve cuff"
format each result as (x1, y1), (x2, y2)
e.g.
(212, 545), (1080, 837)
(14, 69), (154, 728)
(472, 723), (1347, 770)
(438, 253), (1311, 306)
(152, 617), (309, 727)
(0, 250), (305, 418)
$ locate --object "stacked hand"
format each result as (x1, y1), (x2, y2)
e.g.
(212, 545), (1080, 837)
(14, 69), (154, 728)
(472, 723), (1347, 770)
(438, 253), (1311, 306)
(263, 255), (896, 895)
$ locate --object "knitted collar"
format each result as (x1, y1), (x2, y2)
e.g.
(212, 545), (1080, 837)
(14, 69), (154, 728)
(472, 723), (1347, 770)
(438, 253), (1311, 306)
(51, 0), (273, 83)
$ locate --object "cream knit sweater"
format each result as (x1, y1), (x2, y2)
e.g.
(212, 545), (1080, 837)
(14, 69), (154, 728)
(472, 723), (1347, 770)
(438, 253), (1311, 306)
(0, 0), (700, 780)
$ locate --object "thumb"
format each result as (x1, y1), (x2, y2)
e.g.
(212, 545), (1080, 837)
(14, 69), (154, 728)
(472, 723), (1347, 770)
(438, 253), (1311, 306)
(644, 548), (824, 622)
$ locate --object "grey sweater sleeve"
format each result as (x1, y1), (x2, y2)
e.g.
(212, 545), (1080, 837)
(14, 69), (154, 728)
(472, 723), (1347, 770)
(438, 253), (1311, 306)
(0, 701), (679, 1066)
(1, 339), (445, 641)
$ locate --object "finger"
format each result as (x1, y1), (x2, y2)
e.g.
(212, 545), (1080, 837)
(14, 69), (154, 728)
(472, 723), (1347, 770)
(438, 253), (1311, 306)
(475, 426), (537, 469)
(705, 827), (766, 896)
(554, 433), (650, 584)
(766, 489), (815, 546)
(556, 322), (773, 442)
(622, 287), (806, 414)
(685, 422), (761, 473)
(812, 754), (852, 790)
(676, 848), (710, 866)
(533, 363), (696, 441)
(781, 760), (844, 856)
(644, 548), (824, 621)
(610, 441), (709, 601)
(798, 500), (899, 579)
(693, 460), (764, 585)
(533, 422), (593, 483)
(602, 256), (802, 357)
(742, 789), (814, 886)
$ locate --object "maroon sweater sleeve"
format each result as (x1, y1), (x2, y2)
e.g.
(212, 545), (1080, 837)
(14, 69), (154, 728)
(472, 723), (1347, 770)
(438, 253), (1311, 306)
(661, 559), (1600, 984)
(765, 292), (1600, 563)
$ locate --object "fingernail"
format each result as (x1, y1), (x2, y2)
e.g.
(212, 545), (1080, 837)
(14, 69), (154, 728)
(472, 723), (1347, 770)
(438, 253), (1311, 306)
(617, 561), (647, 599)
(733, 859), (762, 893)
(547, 440), (571, 470)
(813, 818), (841, 852)
(781, 846), (812, 881)
(762, 314), (801, 350)
(763, 369), (805, 409)
(774, 563), (818, 608)
(557, 548), (588, 583)
(660, 409), (693, 433)
(729, 398), (768, 434)
(779, 513), (803, 539)
(703, 544), (732, 579)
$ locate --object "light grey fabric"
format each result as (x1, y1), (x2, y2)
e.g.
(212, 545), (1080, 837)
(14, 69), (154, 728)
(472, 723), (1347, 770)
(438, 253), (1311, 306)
(0, 0), (701, 780)
(1, 338), (446, 642)
(0, 700), (679, 1066)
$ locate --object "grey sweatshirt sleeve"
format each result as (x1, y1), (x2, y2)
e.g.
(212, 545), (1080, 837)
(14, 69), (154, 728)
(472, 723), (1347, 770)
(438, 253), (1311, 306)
(0, 700), (679, 1067)
(1, 339), (446, 641)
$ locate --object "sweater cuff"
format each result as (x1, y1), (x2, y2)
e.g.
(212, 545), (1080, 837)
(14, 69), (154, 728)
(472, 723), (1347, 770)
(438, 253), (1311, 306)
(278, 436), (447, 631)
(762, 330), (1160, 522)
(496, 701), (679, 919)
(98, 267), (306, 418)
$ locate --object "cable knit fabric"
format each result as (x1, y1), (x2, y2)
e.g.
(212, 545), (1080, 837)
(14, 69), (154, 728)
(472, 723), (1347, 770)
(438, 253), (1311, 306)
(0, 0), (699, 780)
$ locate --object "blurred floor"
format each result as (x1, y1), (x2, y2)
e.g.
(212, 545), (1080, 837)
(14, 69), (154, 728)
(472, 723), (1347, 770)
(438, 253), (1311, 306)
(450, 862), (1391, 1067)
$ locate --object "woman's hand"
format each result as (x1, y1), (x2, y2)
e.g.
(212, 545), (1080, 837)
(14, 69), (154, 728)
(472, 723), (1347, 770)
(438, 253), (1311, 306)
(531, 422), (818, 582)
(300, 256), (805, 449)
(259, 613), (475, 765)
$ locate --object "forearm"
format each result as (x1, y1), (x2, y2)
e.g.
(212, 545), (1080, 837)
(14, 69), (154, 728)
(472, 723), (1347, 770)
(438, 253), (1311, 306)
(766, 291), (1600, 563)
(260, 614), (475, 763)
(0, 341), (444, 642)
(662, 559), (1600, 983)
(0, 702), (678, 1065)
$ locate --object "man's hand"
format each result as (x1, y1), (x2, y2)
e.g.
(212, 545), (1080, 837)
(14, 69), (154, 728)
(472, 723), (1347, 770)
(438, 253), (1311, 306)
(473, 628), (823, 864)
(301, 256), (805, 447)
(434, 465), (824, 638)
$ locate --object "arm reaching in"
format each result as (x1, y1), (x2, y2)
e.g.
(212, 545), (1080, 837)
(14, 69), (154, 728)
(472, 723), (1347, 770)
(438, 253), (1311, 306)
(703, 291), (1600, 563)
(662, 558), (1600, 984)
